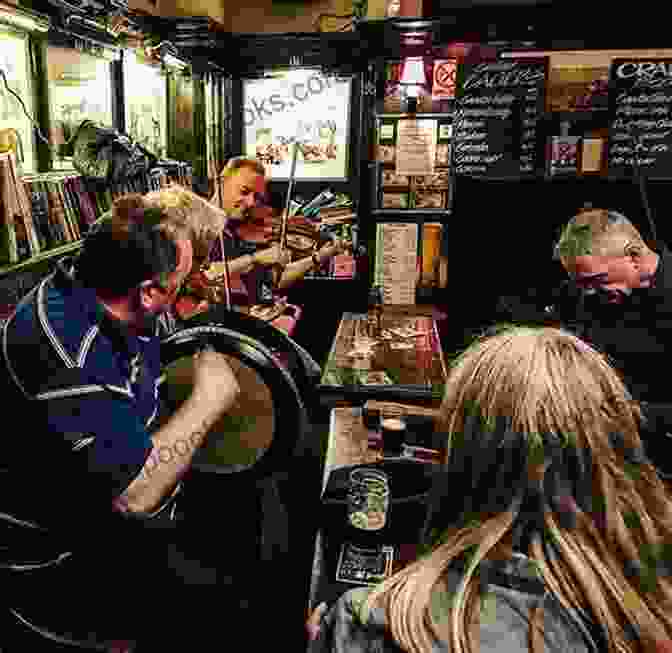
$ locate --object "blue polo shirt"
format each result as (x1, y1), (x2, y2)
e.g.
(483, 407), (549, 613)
(0, 256), (160, 567)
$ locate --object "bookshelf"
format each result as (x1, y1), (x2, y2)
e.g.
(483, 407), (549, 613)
(0, 240), (82, 279)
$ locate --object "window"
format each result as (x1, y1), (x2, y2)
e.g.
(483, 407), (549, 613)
(0, 29), (36, 172)
(47, 46), (114, 170)
(242, 68), (352, 180)
(123, 52), (167, 158)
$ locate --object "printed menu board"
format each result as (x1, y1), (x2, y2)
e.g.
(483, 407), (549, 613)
(395, 119), (437, 176)
(609, 59), (672, 179)
(453, 59), (547, 178)
(374, 223), (418, 305)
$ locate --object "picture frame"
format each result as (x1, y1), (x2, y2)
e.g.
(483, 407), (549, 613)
(242, 68), (352, 181)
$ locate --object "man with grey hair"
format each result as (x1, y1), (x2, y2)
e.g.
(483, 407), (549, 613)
(553, 207), (672, 476)
(554, 208), (659, 305)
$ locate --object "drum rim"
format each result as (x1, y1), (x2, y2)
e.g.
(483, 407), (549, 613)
(181, 307), (321, 395)
(161, 324), (307, 481)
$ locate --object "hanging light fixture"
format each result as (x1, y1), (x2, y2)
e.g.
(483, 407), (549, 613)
(399, 56), (426, 113)
(0, 1), (49, 32)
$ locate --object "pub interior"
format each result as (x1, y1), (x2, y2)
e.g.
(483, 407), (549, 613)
(0, 0), (672, 651)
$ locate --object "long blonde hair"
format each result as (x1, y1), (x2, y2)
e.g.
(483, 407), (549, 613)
(364, 325), (672, 653)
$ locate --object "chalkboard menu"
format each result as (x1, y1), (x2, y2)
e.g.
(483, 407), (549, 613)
(453, 60), (547, 178)
(609, 59), (672, 179)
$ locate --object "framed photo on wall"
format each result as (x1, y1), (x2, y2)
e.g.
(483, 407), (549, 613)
(242, 68), (352, 180)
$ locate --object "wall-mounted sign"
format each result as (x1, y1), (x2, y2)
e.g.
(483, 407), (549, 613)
(396, 119), (437, 176)
(454, 59), (547, 178)
(243, 69), (352, 180)
(609, 59), (672, 179)
(432, 60), (457, 99)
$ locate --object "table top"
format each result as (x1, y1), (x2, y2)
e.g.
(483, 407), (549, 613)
(307, 404), (442, 618)
(317, 309), (449, 405)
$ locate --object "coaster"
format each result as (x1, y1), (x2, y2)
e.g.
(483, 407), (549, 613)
(336, 543), (395, 586)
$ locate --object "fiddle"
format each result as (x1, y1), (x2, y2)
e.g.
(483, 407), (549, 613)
(174, 205), (356, 322)
(233, 207), (276, 245)
(232, 206), (354, 257)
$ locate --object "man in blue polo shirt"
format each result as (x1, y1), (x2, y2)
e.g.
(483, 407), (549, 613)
(0, 191), (239, 650)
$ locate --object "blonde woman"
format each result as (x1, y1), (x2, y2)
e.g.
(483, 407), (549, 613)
(307, 325), (672, 653)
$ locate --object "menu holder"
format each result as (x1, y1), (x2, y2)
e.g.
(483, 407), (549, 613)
(374, 223), (419, 305)
(608, 59), (672, 179)
(453, 59), (548, 179)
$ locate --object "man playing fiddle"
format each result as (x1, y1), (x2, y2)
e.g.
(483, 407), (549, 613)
(175, 156), (347, 322)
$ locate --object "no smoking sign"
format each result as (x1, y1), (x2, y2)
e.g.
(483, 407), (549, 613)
(432, 60), (457, 99)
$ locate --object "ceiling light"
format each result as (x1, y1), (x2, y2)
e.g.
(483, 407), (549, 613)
(0, 5), (49, 33)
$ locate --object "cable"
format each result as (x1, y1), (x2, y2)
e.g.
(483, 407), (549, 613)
(0, 67), (80, 151)
(628, 125), (660, 250)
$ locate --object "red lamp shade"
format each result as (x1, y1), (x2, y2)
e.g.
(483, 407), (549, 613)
(400, 57), (427, 86)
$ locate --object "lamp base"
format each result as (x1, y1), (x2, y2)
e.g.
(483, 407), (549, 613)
(405, 96), (418, 113)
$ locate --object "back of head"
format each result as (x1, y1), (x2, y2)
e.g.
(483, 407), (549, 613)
(554, 208), (648, 262)
(76, 193), (181, 298)
(363, 325), (672, 653)
(143, 183), (228, 261)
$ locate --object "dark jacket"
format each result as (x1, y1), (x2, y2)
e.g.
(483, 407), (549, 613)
(548, 247), (672, 476)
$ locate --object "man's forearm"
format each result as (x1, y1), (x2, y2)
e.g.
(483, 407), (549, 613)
(205, 254), (255, 280)
(117, 394), (224, 515)
(278, 255), (316, 289)
(279, 246), (339, 289)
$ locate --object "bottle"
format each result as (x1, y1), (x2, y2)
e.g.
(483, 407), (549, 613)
(548, 121), (579, 176)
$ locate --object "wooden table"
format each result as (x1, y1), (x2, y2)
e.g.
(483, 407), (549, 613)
(306, 402), (442, 623)
(317, 307), (449, 407)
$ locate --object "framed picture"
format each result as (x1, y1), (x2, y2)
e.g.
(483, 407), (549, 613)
(46, 45), (114, 170)
(0, 31), (35, 172)
(242, 68), (352, 180)
(123, 53), (167, 158)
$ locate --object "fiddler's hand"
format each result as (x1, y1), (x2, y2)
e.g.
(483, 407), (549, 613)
(305, 602), (329, 641)
(254, 244), (291, 268)
(320, 238), (347, 260)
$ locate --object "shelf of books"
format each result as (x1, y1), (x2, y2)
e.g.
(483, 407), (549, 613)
(0, 152), (193, 278)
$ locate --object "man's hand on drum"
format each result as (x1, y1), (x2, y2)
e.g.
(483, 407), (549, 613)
(253, 244), (292, 268)
(191, 347), (240, 414)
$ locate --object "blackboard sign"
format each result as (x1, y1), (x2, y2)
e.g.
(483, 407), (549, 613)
(609, 59), (672, 179)
(453, 59), (547, 178)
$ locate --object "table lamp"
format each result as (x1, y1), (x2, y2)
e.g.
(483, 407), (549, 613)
(399, 56), (427, 114)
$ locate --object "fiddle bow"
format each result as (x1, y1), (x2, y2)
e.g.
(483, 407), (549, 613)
(271, 139), (299, 287)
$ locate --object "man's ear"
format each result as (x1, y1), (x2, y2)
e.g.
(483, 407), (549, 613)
(138, 280), (162, 310)
(624, 242), (643, 260)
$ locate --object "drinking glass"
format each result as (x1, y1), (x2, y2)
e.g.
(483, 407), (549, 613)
(347, 468), (390, 533)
